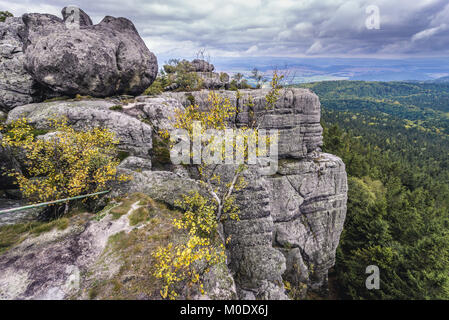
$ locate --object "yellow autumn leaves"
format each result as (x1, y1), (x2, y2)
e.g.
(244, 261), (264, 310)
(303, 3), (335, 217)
(153, 192), (231, 300)
(1, 117), (129, 203)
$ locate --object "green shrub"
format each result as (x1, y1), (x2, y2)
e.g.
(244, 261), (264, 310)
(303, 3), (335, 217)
(159, 59), (203, 92)
(109, 105), (123, 111)
(0, 11), (13, 23)
(143, 79), (164, 96)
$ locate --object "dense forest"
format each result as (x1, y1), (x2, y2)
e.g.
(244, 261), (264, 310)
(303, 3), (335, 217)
(296, 81), (449, 299)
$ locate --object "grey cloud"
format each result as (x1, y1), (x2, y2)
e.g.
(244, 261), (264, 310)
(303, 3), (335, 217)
(1, 0), (449, 58)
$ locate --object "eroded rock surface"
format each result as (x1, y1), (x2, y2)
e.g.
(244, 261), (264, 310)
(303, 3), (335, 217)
(23, 12), (157, 97)
(165, 88), (347, 299)
(6, 99), (153, 159)
(1, 85), (346, 300)
(0, 17), (36, 112)
(162, 88), (323, 158)
(0, 7), (158, 111)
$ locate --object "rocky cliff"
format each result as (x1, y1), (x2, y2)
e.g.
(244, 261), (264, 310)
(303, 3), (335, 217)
(163, 89), (348, 298)
(0, 7), (347, 301)
(0, 88), (347, 300)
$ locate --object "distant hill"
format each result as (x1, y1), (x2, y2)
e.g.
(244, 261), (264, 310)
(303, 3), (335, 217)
(295, 80), (449, 113)
(431, 76), (449, 83)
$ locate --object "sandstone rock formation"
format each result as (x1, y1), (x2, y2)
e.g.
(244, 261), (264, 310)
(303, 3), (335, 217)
(6, 99), (153, 161)
(188, 59), (215, 72)
(122, 95), (185, 132)
(163, 88), (347, 298)
(61, 7), (93, 27)
(0, 7), (158, 111)
(197, 72), (230, 90)
(162, 88), (323, 158)
(0, 190), (237, 300)
(162, 59), (230, 91)
(0, 17), (36, 112)
(1, 85), (346, 300)
(23, 11), (158, 98)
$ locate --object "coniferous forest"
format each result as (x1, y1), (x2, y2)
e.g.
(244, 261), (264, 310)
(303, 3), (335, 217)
(296, 81), (449, 299)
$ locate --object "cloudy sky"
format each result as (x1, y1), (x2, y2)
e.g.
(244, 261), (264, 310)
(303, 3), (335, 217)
(2, 0), (449, 59)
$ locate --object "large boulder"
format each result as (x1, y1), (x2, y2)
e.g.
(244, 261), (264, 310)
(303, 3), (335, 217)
(23, 10), (158, 98)
(197, 72), (229, 90)
(122, 95), (185, 132)
(0, 17), (37, 112)
(188, 59), (214, 72)
(0, 7), (158, 111)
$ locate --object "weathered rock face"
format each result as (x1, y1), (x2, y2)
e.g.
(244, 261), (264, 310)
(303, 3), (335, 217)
(61, 7), (93, 27)
(6, 99), (153, 160)
(222, 167), (288, 300)
(0, 7), (158, 111)
(122, 95), (185, 132)
(1, 86), (346, 300)
(23, 12), (158, 97)
(197, 72), (230, 90)
(164, 88), (347, 299)
(0, 17), (36, 112)
(162, 88), (323, 158)
(113, 170), (203, 207)
(270, 155), (347, 293)
(189, 59), (214, 72)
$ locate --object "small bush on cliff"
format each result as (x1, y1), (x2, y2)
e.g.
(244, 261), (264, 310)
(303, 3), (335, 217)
(159, 60), (203, 92)
(0, 11), (13, 22)
(143, 79), (164, 96)
(0, 118), (129, 210)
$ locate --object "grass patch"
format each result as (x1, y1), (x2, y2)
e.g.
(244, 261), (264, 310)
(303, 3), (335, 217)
(30, 218), (69, 234)
(128, 207), (151, 226)
(74, 94), (94, 101)
(109, 105), (123, 111)
(109, 193), (153, 220)
(83, 199), (185, 300)
(0, 217), (70, 254)
(43, 96), (71, 103)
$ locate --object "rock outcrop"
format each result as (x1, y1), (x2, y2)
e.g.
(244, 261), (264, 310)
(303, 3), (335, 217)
(162, 59), (230, 91)
(1, 81), (347, 300)
(0, 7), (158, 111)
(162, 88), (323, 158)
(6, 99), (153, 161)
(164, 88), (347, 298)
(0, 17), (36, 112)
(188, 59), (215, 73)
(23, 11), (158, 98)
(270, 155), (347, 293)
(121, 95), (185, 132)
